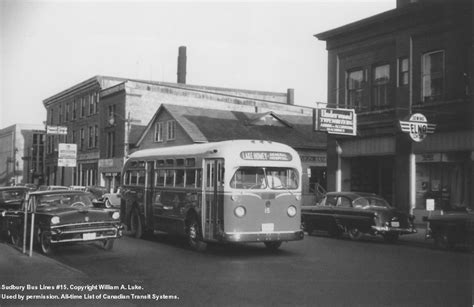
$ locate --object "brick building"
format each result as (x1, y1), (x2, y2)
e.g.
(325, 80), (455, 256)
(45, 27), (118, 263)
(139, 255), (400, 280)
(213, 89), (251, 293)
(0, 124), (45, 186)
(316, 0), (473, 217)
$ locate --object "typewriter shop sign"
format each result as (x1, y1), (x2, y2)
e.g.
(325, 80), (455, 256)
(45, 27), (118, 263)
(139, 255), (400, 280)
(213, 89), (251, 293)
(399, 113), (436, 142)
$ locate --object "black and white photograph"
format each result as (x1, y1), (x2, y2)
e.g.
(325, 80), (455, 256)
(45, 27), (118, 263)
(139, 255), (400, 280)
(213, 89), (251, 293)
(0, 0), (473, 306)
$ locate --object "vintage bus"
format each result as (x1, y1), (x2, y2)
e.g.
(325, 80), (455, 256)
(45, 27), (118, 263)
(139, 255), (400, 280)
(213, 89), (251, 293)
(120, 140), (304, 251)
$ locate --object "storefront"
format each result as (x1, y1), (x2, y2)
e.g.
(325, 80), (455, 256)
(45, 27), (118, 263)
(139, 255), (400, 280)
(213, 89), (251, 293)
(99, 158), (124, 193)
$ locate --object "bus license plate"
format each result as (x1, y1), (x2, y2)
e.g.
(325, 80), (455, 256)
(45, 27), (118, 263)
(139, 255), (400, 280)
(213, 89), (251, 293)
(83, 233), (96, 240)
(391, 221), (400, 228)
(261, 223), (274, 232)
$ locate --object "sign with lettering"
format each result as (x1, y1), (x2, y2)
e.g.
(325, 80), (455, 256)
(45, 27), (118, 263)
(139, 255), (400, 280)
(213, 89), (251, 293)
(313, 108), (357, 136)
(58, 143), (77, 167)
(240, 151), (292, 161)
(46, 125), (68, 135)
(399, 113), (436, 142)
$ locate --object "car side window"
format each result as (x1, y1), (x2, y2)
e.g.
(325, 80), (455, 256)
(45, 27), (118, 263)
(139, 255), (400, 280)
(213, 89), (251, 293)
(337, 197), (351, 207)
(325, 195), (337, 206)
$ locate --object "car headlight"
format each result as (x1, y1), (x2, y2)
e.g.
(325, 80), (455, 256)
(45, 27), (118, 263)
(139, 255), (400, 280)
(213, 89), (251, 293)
(112, 212), (120, 220)
(287, 205), (297, 217)
(234, 206), (246, 218)
(51, 216), (60, 225)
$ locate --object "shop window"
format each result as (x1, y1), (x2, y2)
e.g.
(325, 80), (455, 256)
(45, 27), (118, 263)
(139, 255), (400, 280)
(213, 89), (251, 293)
(422, 50), (444, 102)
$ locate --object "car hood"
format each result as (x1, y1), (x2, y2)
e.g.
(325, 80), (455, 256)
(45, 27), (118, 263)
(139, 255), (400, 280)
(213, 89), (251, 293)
(37, 207), (118, 224)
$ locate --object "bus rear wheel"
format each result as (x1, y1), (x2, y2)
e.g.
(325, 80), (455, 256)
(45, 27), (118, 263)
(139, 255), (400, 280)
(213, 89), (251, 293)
(264, 241), (282, 251)
(187, 217), (207, 252)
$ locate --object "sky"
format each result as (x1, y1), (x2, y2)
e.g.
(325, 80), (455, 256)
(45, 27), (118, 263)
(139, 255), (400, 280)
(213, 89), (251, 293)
(0, 0), (395, 128)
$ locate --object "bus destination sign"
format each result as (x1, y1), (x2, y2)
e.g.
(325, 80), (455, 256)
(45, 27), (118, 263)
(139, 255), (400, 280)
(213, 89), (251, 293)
(240, 151), (292, 161)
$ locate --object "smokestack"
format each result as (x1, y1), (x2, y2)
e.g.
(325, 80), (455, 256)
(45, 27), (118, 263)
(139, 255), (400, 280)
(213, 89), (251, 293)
(287, 88), (294, 105)
(177, 46), (187, 84)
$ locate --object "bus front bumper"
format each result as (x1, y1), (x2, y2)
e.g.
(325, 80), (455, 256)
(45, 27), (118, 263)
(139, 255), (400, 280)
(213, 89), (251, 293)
(222, 230), (304, 243)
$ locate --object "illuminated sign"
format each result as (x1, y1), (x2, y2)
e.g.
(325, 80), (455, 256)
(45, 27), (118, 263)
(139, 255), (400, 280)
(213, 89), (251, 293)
(240, 151), (292, 161)
(313, 108), (357, 136)
(399, 113), (436, 142)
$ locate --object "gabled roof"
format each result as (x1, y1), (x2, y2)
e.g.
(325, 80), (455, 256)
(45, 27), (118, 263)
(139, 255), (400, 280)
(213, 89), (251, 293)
(136, 104), (326, 150)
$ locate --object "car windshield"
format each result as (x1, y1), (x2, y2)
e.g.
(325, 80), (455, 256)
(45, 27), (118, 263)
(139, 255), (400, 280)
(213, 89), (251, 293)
(353, 196), (391, 208)
(0, 190), (26, 204)
(230, 167), (298, 190)
(36, 193), (93, 209)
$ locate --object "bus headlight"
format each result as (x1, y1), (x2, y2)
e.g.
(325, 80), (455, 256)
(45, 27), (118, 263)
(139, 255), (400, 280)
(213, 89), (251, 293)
(287, 205), (297, 217)
(234, 206), (246, 218)
(51, 216), (60, 225)
(112, 212), (120, 220)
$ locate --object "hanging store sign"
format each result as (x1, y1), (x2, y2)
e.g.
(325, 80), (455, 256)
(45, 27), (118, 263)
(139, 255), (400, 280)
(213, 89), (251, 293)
(58, 143), (77, 167)
(399, 113), (436, 142)
(46, 125), (68, 135)
(313, 108), (357, 136)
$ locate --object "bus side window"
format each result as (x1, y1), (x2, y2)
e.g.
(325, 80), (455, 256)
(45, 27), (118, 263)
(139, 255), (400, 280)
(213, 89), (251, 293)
(175, 170), (185, 187)
(155, 170), (165, 187)
(138, 170), (145, 185)
(130, 171), (138, 185)
(165, 170), (174, 187)
(185, 169), (196, 188)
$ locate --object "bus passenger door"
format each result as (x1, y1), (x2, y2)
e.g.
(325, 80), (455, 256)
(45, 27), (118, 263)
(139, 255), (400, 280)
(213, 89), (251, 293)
(202, 159), (224, 241)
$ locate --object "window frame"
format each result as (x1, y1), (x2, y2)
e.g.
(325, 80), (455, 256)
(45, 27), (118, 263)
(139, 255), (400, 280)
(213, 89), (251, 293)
(371, 63), (391, 109)
(346, 69), (365, 110)
(421, 50), (445, 102)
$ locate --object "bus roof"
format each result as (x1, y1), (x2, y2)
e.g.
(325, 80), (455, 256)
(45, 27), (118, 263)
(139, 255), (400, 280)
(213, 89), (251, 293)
(127, 140), (300, 162)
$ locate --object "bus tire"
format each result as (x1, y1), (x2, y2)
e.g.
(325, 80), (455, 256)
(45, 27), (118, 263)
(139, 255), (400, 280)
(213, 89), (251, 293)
(130, 208), (143, 239)
(187, 216), (207, 252)
(264, 241), (282, 251)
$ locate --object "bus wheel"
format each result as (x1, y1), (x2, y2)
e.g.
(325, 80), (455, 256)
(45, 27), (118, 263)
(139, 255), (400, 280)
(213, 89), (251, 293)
(9, 230), (22, 247)
(130, 208), (143, 239)
(264, 241), (282, 251)
(40, 231), (54, 255)
(187, 217), (207, 252)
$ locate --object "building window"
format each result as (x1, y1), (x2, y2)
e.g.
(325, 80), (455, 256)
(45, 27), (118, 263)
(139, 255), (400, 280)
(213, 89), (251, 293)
(154, 122), (163, 142)
(65, 103), (70, 121)
(347, 69), (365, 110)
(88, 94), (94, 116)
(88, 126), (93, 148)
(107, 131), (115, 158)
(422, 50), (444, 102)
(80, 128), (85, 150)
(73, 99), (77, 119)
(372, 64), (390, 108)
(81, 97), (86, 117)
(108, 105), (116, 125)
(72, 130), (76, 144)
(398, 57), (409, 87)
(167, 120), (176, 141)
(58, 105), (62, 123)
(94, 125), (98, 148)
(49, 108), (54, 125)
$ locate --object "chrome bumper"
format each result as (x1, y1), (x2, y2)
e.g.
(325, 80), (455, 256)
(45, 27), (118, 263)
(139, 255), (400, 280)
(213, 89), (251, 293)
(222, 230), (304, 242)
(371, 225), (417, 234)
(50, 224), (123, 244)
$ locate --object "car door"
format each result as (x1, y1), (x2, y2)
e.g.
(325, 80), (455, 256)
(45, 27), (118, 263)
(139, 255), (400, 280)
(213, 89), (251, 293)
(305, 195), (337, 231)
(334, 196), (373, 232)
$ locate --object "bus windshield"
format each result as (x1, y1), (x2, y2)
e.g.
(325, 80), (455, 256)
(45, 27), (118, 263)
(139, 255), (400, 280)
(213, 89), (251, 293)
(230, 167), (298, 190)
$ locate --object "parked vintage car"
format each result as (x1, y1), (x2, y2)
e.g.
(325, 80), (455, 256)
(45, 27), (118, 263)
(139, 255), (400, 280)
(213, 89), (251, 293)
(425, 208), (474, 250)
(69, 186), (108, 200)
(302, 191), (417, 242)
(5, 190), (123, 254)
(37, 185), (69, 191)
(0, 186), (30, 241)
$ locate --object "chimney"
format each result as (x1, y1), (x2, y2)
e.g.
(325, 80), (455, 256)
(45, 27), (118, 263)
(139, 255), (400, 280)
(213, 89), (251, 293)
(177, 46), (187, 84)
(287, 88), (295, 105)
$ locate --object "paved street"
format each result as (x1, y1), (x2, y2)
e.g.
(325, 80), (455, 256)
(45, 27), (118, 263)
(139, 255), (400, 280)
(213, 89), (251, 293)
(1, 230), (472, 307)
